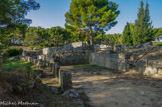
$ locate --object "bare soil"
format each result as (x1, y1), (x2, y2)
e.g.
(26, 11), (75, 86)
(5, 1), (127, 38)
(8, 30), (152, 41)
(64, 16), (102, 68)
(60, 66), (162, 107)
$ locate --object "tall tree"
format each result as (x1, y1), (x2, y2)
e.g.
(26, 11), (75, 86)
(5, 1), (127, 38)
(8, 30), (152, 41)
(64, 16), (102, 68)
(48, 27), (71, 47)
(154, 28), (162, 38)
(121, 22), (133, 45)
(23, 27), (48, 49)
(65, 0), (120, 45)
(0, 0), (40, 27)
(133, 0), (153, 44)
(105, 33), (121, 46)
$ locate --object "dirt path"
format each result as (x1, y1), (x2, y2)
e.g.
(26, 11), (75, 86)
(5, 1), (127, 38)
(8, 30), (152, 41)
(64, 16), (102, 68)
(61, 66), (162, 107)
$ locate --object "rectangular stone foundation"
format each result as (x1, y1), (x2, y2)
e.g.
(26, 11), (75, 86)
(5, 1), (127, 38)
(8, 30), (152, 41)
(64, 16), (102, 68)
(59, 70), (72, 91)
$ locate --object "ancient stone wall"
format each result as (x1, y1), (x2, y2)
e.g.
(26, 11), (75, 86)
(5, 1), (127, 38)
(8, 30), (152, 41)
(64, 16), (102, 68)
(89, 50), (129, 71)
(22, 42), (106, 66)
(59, 70), (72, 91)
(90, 45), (162, 78)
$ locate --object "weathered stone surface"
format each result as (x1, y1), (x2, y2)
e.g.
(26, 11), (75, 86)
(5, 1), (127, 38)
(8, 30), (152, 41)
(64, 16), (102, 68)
(144, 66), (158, 76)
(53, 64), (60, 78)
(0, 56), (2, 72)
(65, 42), (86, 49)
(35, 76), (42, 83)
(63, 89), (80, 99)
(94, 44), (109, 52)
(158, 69), (162, 75)
(89, 52), (128, 71)
(21, 43), (162, 78)
(59, 70), (72, 91)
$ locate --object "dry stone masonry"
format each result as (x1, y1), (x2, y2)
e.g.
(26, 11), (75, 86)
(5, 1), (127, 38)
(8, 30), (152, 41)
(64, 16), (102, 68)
(21, 42), (162, 78)
(90, 43), (162, 78)
(59, 70), (72, 91)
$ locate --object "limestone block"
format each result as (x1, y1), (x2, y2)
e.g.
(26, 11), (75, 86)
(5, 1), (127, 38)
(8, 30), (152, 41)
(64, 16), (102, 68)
(43, 48), (55, 55)
(71, 42), (84, 48)
(105, 58), (111, 68)
(94, 44), (108, 51)
(53, 64), (60, 78)
(59, 70), (72, 91)
(144, 66), (158, 76)
(158, 69), (162, 75)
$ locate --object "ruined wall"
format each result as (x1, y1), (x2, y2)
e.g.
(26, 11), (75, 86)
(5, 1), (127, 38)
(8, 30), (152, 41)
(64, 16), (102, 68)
(89, 50), (129, 71)
(90, 44), (162, 78)
(22, 42), (96, 67)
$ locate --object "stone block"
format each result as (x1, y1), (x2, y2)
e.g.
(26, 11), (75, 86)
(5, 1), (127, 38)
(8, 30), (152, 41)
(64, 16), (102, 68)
(53, 64), (60, 78)
(144, 66), (158, 76)
(59, 70), (72, 91)
(158, 69), (162, 75)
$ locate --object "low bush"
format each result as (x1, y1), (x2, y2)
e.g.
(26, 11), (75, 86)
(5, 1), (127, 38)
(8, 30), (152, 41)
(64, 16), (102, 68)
(153, 42), (162, 46)
(1, 48), (23, 57)
(3, 60), (36, 80)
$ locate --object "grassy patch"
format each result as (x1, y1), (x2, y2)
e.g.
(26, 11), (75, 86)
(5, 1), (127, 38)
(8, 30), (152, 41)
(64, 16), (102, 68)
(74, 64), (108, 70)
(153, 42), (162, 46)
(2, 60), (37, 80)
(3, 60), (32, 71)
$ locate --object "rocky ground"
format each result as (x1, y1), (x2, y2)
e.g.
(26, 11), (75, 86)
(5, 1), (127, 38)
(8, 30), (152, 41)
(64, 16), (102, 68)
(59, 65), (162, 107)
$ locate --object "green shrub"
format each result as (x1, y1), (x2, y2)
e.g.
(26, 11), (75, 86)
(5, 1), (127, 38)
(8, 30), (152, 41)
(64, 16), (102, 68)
(153, 42), (162, 46)
(3, 60), (36, 80)
(2, 48), (23, 57)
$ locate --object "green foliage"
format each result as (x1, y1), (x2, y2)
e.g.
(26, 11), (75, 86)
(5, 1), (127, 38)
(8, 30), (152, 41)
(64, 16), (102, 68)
(121, 22), (133, 45)
(3, 60), (36, 79)
(1, 48), (22, 57)
(0, 0), (39, 48)
(65, 0), (120, 45)
(104, 33), (121, 46)
(23, 26), (72, 49)
(47, 26), (72, 46)
(133, 1), (154, 44)
(153, 28), (162, 38)
(23, 27), (48, 49)
(94, 33), (105, 44)
(0, 0), (40, 27)
(152, 42), (162, 46)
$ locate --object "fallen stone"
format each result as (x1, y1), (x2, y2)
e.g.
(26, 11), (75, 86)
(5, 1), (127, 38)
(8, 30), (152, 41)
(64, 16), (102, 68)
(35, 76), (42, 83)
(63, 89), (80, 99)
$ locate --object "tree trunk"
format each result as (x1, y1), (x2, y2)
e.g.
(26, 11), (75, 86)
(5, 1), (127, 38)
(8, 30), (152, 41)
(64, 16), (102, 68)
(89, 27), (93, 45)
(89, 33), (93, 45)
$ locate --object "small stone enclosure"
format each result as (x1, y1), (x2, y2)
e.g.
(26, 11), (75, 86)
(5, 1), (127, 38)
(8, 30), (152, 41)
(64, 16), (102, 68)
(21, 42), (162, 79)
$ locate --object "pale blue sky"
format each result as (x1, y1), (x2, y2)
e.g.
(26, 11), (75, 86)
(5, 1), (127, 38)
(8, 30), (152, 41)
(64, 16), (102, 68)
(26, 0), (162, 34)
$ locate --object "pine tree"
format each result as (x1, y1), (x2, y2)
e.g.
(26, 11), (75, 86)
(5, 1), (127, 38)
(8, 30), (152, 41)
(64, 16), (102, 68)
(121, 22), (133, 45)
(65, 0), (120, 45)
(133, 0), (153, 45)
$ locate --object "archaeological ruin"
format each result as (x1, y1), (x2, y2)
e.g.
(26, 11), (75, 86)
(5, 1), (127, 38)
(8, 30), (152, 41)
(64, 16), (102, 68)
(21, 42), (162, 80)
